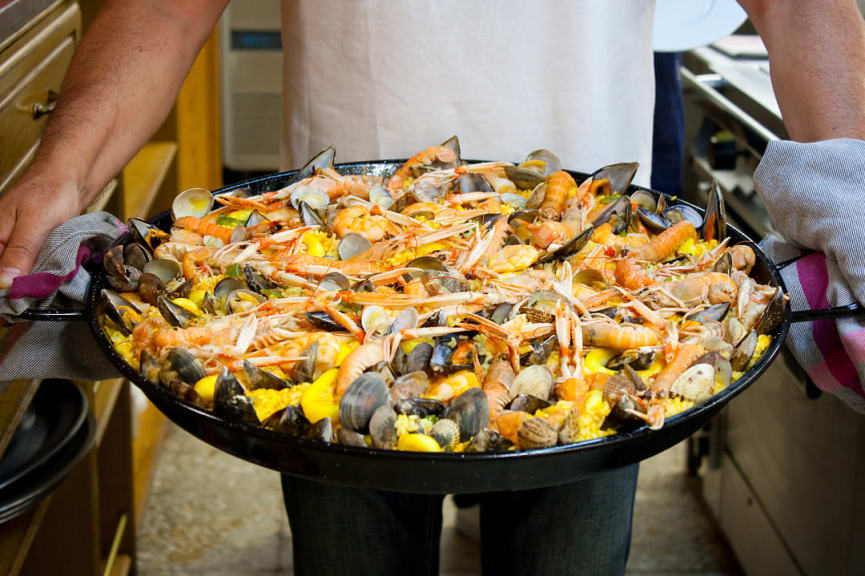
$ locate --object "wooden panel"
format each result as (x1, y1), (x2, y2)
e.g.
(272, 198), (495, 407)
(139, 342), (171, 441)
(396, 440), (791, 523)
(0, 380), (39, 459)
(0, 498), (51, 576)
(177, 29), (222, 192)
(0, 3), (80, 192)
(121, 142), (177, 220)
(132, 400), (166, 527)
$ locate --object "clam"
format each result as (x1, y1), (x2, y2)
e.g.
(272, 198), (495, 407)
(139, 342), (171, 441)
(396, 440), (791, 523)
(214, 277), (245, 301)
(430, 418), (460, 451)
(450, 388), (490, 441)
(509, 365), (554, 402)
(246, 210), (269, 227)
(573, 269), (607, 286)
(756, 287), (785, 335)
(622, 364), (647, 392)
(558, 408), (581, 445)
(422, 267), (469, 295)
(128, 218), (170, 253)
(727, 317), (748, 347)
(138, 273), (165, 305)
(507, 393), (551, 414)
(606, 348), (656, 372)
(390, 307), (419, 334)
(602, 373), (637, 407)
(339, 372), (389, 433)
(517, 417), (557, 449)
(337, 428), (368, 447)
(501, 193), (527, 209)
(172, 188), (214, 221)
(338, 233), (372, 260)
(701, 336), (734, 359)
(100, 289), (141, 335)
(536, 226), (593, 263)
(703, 180), (727, 243)
(395, 398), (446, 417)
(389, 371), (429, 402)
(290, 185), (329, 211)
(731, 329), (758, 371)
(104, 245), (126, 278)
(157, 295), (195, 328)
(293, 146), (335, 182)
(266, 404), (310, 436)
(142, 258), (181, 283)
(411, 177), (449, 203)
(362, 306), (391, 337)
(307, 417), (333, 442)
(225, 288), (266, 314)
(465, 428), (510, 452)
(244, 264), (275, 294)
(663, 205), (703, 229)
(636, 206), (672, 233)
(694, 352), (733, 390)
(505, 149), (561, 189)
(244, 360), (290, 390)
(630, 190), (657, 212)
(490, 303), (514, 325)
(319, 272), (350, 292)
(522, 335), (557, 366)
(589, 162), (639, 196)
(369, 184), (394, 209)
(106, 264), (141, 292)
(527, 149), (562, 177)
(292, 341), (319, 384)
(404, 256), (447, 278)
(166, 348), (207, 385)
(694, 302), (730, 324)
(123, 243), (151, 270)
(369, 405), (398, 449)
(670, 363), (715, 403)
(526, 183), (546, 209)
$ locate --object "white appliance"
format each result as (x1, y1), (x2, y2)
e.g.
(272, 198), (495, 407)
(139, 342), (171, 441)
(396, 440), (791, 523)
(219, 1), (282, 171)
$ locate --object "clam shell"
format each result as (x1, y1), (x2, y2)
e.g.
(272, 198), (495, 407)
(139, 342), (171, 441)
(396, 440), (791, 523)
(319, 271), (350, 292)
(225, 288), (266, 314)
(214, 277), (245, 301)
(369, 405), (398, 449)
(670, 364), (715, 402)
(290, 185), (329, 211)
(390, 307), (419, 333)
(509, 365), (554, 401)
(501, 193), (527, 209)
(172, 188), (214, 221)
(429, 418), (460, 451)
(663, 205), (703, 229)
(450, 388), (490, 441)
(526, 149), (561, 177)
(337, 428), (368, 447)
(369, 184), (394, 209)
(517, 417), (557, 449)
(138, 273), (164, 306)
(465, 428), (509, 452)
(558, 408), (581, 445)
(694, 303), (730, 324)
(630, 190), (657, 212)
(123, 243), (151, 270)
(389, 372), (429, 402)
(339, 372), (389, 433)
(361, 306), (390, 337)
(338, 233), (372, 260)
(507, 393), (551, 414)
(143, 258), (181, 283)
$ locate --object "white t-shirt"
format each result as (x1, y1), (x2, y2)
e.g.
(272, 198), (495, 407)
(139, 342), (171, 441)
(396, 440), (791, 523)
(281, 1), (656, 185)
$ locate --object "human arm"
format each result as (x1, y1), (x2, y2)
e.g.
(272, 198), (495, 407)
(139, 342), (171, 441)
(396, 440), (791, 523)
(737, 0), (865, 142)
(0, 0), (229, 287)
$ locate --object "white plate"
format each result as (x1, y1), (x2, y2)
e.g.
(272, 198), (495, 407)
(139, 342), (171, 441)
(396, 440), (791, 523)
(653, 0), (748, 52)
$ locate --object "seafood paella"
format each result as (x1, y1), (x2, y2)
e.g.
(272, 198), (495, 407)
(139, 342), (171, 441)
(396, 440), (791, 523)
(99, 137), (784, 453)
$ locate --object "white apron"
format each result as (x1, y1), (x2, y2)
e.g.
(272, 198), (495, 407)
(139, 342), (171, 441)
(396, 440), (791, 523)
(281, 1), (656, 185)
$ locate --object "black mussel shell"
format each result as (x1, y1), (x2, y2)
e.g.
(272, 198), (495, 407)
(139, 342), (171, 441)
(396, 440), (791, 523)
(128, 218), (169, 253)
(139, 350), (160, 384)
(537, 226), (594, 264)
(731, 330), (758, 371)
(450, 387), (490, 441)
(713, 251), (733, 275)
(395, 398), (446, 417)
(305, 311), (342, 331)
(339, 372), (389, 433)
(157, 295), (195, 328)
(244, 360), (291, 390)
(636, 206), (671, 233)
(589, 162), (639, 196)
(100, 289), (141, 335)
(756, 287), (785, 335)
(265, 404), (311, 435)
(351, 278), (376, 292)
(703, 180), (727, 243)
(166, 348), (207, 384)
(300, 201), (326, 228)
(164, 380), (201, 404)
(244, 264), (275, 294)
(522, 335), (557, 366)
(320, 271), (350, 292)
(294, 146), (335, 183)
(214, 367), (257, 425)
(307, 417), (333, 442)
(694, 302), (730, 324)
(606, 348), (656, 372)
(293, 341), (319, 384)
(506, 393), (552, 414)
(403, 342), (434, 375)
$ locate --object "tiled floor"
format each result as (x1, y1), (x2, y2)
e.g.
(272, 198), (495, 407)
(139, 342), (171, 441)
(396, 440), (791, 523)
(138, 424), (742, 575)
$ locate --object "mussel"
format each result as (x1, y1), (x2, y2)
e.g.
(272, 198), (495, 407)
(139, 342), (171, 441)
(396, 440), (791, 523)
(213, 367), (257, 425)
(756, 287), (784, 335)
(536, 226), (594, 264)
(591, 195), (631, 234)
(703, 180), (727, 243)
(339, 372), (389, 433)
(128, 218), (170, 253)
(606, 348), (656, 372)
(392, 343), (433, 376)
(507, 393), (551, 414)
(636, 206), (672, 233)
(293, 146), (335, 183)
(522, 335), (557, 366)
(588, 162), (639, 197)
(293, 342), (319, 384)
(731, 330), (758, 371)
(139, 350), (160, 384)
(307, 417), (334, 442)
(266, 404), (310, 435)
(694, 303), (730, 324)
(244, 360), (291, 390)
(458, 173), (494, 194)
(299, 201), (326, 228)
(243, 265), (275, 295)
(319, 272), (350, 292)
(100, 289), (142, 335)
(165, 348), (207, 385)
(395, 398), (445, 417)
(505, 149), (561, 189)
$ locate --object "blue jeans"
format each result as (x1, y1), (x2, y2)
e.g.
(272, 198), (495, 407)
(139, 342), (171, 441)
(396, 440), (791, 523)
(282, 464), (639, 576)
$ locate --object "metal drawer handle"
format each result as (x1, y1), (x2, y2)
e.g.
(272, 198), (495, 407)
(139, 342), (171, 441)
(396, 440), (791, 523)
(681, 68), (780, 144)
(32, 90), (58, 119)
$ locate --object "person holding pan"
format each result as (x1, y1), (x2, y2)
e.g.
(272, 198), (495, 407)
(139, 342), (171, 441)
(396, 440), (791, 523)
(1, 1), (864, 575)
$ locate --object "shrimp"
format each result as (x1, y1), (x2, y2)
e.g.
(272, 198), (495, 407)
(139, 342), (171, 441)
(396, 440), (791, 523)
(336, 342), (385, 397)
(667, 273), (738, 305)
(153, 325), (229, 348)
(182, 247), (214, 280)
(174, 216), (234, 244)
(614, 258), (655, 290)
(531, 220), (572, 250)
(331, 205), (401, 242)
(487, 244), (539, 274)
(729, 245), (756, 274)
(650, 343), (706, 397)
(169, 228), (204, 245)
(581, 322), (659, 350)
(539, 171), (576, 221)
(387, 145), (458, 192)
(592, 223), (649, 249)
(483, 355), (515, 421)
(278, 252), (387, 276)
(494, 410), (530, 444)
(630, 220), (697, 263)
(154, 241), (195, 261)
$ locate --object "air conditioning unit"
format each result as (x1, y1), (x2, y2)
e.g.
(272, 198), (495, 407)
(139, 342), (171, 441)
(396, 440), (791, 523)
(219, 1), (282, 171)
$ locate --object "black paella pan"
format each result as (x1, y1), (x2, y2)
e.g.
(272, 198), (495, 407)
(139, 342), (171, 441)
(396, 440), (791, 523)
(22, 160), (858, 494)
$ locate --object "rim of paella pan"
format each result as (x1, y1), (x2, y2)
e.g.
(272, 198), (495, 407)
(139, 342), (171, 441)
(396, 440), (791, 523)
(89, 161), (791, 461)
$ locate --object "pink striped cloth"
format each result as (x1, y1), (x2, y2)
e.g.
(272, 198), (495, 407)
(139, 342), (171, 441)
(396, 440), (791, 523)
(755, 139), (865, 414)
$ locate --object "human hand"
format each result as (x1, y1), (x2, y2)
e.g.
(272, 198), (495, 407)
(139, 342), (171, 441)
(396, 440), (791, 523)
(0, 167), (84, 288)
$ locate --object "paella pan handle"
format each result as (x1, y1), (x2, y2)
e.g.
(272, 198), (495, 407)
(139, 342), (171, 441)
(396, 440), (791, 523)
(19, 308), (86, 321)
(775, 254), (865, 323)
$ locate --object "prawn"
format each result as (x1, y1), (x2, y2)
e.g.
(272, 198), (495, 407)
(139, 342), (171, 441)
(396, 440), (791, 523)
(335, 342), (385, 397)
(592, 223), (649, 250)
(174, 216), (234, 244)
(182, 247), (214, 280)
(278, 252), (387, 276)
(331, 205), (401, 242)
(483, 355), (516, 421)
(581, 322), (659, 350)
(729, 245), (756, 273)
(539, 171), (576, 221)
(667, 272), (738, 305)
(630, 221), (696, 263)
(387, 145), (458, 192)
(650, 343), (706, 397)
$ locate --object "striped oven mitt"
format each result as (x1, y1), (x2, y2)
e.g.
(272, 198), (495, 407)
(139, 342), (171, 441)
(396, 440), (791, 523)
(754, 139), (865, 414)
(0, 212), (125, 382)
